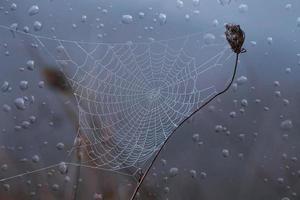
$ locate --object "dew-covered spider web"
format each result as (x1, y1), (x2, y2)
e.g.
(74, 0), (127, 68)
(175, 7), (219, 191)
(0, 25), (234, 178)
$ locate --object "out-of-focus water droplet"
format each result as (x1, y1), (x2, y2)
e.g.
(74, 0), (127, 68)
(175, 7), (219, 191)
(267, 37), (273, 45)
(158, 13), (167, 25)
(192, 133), (200, 142)
(21, 121), (30, 129)
(237, 76), (248, 85)
(189, 169), (197, 178)
(238, 4), (248, 13)
(23, 26), (30, 33)
(297, 17), (300, 27)
(273, 80), (280, 87)
(28, 5), (39, 16)
(138, 12), (145, 19)
(38, 81), (45, 88)
(169, 167), (179, 177)
(10, 3), (17, 11)
(215, 125), (223, 133)
(203, 33), (216, 45)
(51, 184), (60, 191)
(58, 162), (68, 174)
(3, 183), (10, 191)
(229, 111), (236, 118)
(81, 15), (87, 22)
(222, 149), (230, 157)
(33, 21), (42, 31)
(218, 0), (231, 6)
(161, 158), (167, 166)
(185, 14), (190, 21)
(56, 142), (65, 150)
(122, 15), (133, 24)
(2, 104), (11, 113)
(280, 119), (293, 131)
(164, 186), (170, 194)
(200, 171), (207, 179)
(26, 60), (35, 70)
(1, 164), (8, 171)
(14, 97), (26, 110)
(19, 81), (29, 90)
(1, 81), (10, 92)
(176, 0), (184, 8)
(193, 0), (200, 6)
(31, 155), (40, 163)
(285, 4), (292, 11)
(212, 19), (219, 27)
(281, 197), (290, 200)
(241, 99), (248, 107)
(93, 193), (103, 200)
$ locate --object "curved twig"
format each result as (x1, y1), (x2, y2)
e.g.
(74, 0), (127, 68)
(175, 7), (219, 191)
(130, 52), (241, 200)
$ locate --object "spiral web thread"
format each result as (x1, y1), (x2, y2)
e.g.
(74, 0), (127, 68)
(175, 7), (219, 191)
(1, 25), (234, 178)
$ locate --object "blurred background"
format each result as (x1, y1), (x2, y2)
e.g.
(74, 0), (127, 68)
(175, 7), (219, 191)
(0, 0), (300, 199)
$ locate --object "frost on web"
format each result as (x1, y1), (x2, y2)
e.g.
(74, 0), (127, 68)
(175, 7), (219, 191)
(23, 27), (234, 175)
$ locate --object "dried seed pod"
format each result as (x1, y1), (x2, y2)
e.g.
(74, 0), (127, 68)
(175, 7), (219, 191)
(225, 24), (246, 54)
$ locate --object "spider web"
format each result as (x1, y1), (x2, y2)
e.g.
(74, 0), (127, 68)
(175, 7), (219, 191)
(0, 25), (234, 178)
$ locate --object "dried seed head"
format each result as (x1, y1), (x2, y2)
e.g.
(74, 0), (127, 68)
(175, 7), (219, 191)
(225, 24), (246, 54)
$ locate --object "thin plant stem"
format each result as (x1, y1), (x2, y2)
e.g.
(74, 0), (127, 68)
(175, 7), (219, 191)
(130, 53), (240, 200)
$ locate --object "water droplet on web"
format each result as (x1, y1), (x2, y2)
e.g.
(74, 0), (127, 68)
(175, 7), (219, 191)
(28, 5), (39, 16)
(122, 15), (133, 24)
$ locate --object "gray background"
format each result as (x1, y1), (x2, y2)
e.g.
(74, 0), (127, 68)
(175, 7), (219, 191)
(0, 0), (300, 199)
